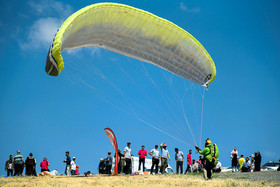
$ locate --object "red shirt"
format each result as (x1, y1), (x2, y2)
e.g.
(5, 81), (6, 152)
(40, 160), (49, 170)
(138, 150), (147, 159)
(187, 153), (192, 165)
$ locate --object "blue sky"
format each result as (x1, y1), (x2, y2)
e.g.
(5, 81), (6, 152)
(0, 0), (280, 175)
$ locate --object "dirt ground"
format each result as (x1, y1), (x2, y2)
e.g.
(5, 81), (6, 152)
(0, 171), (279, 187)
(214, 171), (280, 183)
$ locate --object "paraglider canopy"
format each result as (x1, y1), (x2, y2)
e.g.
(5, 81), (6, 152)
(46, 3), (216, 87)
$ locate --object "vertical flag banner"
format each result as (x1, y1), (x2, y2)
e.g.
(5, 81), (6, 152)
(104, 128), (118, 174)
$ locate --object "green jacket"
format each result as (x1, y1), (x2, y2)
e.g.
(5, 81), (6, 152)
(198, 144), (214, 162)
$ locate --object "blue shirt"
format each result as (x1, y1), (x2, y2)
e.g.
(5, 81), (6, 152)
(243, 160), (251, 168)
(66, 155), (71, 165)
(106, 155), (113, 165)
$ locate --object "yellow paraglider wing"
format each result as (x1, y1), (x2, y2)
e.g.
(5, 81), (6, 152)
(46, 3), (216, 86)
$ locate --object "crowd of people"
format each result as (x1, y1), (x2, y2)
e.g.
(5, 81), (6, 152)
(230, 147), (262, 172)
(99, 140), (221, 180)
(99, 143), (175, 175)
(4, 150), (79, 177)
(7, 142), (270, 178)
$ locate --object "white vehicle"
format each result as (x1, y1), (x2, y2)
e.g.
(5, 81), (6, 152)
(109, 157), (174, 174)
(131, 157), (174, 174)
(221, 166), (235, 172)
(261, 161), (280, 171)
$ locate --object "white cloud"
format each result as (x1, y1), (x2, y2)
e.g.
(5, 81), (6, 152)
(19, 17), (60, 50)
(28, 0), (73, 19)
(19, 0), (73, 50)
(180, 2), (200, 13)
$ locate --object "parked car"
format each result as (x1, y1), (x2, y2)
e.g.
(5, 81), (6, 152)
(261, 161), (280, 171)
(221, 166), (233, 172)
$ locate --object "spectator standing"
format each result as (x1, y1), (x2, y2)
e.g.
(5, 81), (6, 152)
(231, 147), (239, 172)
(185, 149), (193, 174)
(105, 152), (113, 174)
(250, 154), (255, 172)
(239, 155), (245, 170)
(25, 153), (36, 176)
(175, 148), (184, 174)
(138, 145), (147, 172)
(5, 155), (14, 176)
(124, 142), (132, 174)
(14, 150), (24, 176)
(70, 157), (77, 175)
(254, 152), (261, 172)
(149, 145), (160, 174)
(116, 149), (124, 174)
(63, 151), (71, 176)
(160, 144), (170, 174)
(40, 157), (50, 172)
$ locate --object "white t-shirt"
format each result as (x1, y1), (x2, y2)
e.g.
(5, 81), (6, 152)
(150, 148), (160, 159)
(124, 146), (131, 158)
(176, 151), (184, 161)
(8, 163), (13, 170)
(50, 170), (58, 175)
(70, 160), (76, 170)
(215, 161), (221, 169)
(161, 149), (169, 158)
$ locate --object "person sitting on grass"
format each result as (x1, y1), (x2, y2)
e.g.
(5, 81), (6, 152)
(98, 158), (106, 174)
(75, 166), (80, 175)
(239, 155), (245, 171)
(212, 161), (221, 173)
(191, 159), (199, 173)
(196, 156), (204, 172)
(241, 157), (251, 172)
(50, 169), (58, 175)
